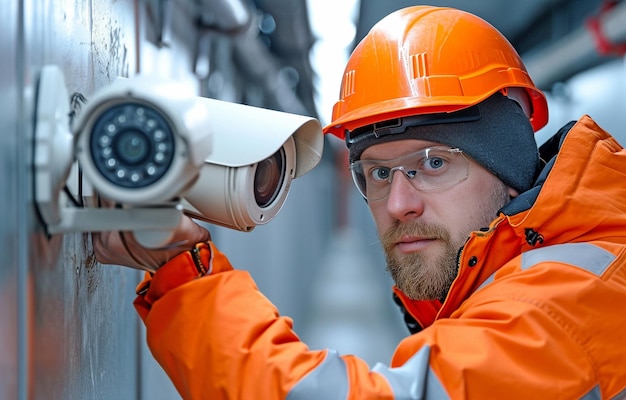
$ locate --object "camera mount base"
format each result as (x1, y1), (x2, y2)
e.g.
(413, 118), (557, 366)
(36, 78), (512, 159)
(33, 65), (74, 227)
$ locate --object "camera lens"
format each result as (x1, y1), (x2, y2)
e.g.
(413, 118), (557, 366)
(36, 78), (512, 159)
(254, 147), (286, 208)
(115, 129), (150, 165)
(89, 103), (175, 188)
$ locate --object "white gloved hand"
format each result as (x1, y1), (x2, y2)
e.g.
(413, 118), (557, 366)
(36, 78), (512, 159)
(92, 215), (211, 272)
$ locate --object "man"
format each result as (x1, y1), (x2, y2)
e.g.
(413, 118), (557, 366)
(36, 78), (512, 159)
(95, 6), (626, 399)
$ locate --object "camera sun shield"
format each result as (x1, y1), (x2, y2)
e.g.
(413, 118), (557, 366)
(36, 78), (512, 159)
(194, 96), (323, 178)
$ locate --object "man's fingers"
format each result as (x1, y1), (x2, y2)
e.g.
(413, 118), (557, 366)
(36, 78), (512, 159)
(91, 216), (211, 271)
(175, 217), (211, 245)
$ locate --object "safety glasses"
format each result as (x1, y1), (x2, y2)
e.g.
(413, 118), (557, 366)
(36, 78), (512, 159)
(350, 147), (468, 201)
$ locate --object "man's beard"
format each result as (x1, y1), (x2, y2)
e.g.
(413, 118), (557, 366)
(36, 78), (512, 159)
(380, 181), (511, 301)
(381, 222), (458, 301)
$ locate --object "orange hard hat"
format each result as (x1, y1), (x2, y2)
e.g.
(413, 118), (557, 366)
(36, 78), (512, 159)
(323, 6), (548, 139)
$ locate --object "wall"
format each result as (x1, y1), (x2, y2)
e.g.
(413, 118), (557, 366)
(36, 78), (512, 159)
(1, 0), (165, 398)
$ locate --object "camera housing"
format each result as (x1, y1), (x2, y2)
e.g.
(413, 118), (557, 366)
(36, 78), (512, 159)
(182, 138), (295, 230)
(179, 95), (323, 231)
(34, 66), (324, 245)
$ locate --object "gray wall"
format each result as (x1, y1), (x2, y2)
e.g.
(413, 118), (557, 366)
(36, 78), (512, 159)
(2, 0), (157, 398)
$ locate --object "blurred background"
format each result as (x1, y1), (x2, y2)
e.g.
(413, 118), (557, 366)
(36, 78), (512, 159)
(2, 0), (626, 398)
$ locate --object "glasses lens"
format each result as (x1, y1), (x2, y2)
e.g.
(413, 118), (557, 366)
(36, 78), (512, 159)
(350, 147), (468, 201)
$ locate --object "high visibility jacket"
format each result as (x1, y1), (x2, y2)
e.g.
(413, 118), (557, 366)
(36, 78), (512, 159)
(134, 115), (626, 399)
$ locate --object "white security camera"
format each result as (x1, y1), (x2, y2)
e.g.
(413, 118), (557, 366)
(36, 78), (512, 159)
(73, 77), (214, 205)
(73, 76), (323, 232)
(34, 65), (324, 245)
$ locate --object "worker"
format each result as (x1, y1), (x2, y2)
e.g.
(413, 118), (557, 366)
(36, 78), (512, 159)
(94, 6), (626, 399)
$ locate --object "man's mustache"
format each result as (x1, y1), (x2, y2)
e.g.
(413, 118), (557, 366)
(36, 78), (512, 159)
(381, 220), (449, 248)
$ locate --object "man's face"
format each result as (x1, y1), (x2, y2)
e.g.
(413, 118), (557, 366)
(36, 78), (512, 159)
(360, 139), (517, 301)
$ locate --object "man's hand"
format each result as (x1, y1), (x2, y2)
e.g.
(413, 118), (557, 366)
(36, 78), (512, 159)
(92, 216), (211, 272)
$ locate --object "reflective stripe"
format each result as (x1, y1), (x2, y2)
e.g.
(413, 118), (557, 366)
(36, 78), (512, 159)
(521, 243), (615, 275)
(581, 384), (602, 400)
(286, 349), (348, 400)
(611, 385), (626, 400)
(476, 273), (495, 292)
(478, 243), (615, 292)
(373, 346), (449, 399)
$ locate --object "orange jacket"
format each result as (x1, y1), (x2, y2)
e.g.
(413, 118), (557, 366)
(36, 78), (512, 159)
(135, 115), (626, 399)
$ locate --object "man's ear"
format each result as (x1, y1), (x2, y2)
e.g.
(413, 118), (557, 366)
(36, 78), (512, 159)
(508, 187), (520, 199)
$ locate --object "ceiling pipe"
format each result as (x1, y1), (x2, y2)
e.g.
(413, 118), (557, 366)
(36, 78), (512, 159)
(523, 1), (626, 90)
(231, 26), (311, 116)
(197, 0), (251, 34)
(247, 0), (318, 117)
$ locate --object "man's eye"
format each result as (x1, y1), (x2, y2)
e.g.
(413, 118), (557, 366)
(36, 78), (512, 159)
(370, 167), (390, 181)
(423, 156), (446, 171)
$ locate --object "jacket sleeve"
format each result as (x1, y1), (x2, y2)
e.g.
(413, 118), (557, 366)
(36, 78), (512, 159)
(134, 241), (397, 400)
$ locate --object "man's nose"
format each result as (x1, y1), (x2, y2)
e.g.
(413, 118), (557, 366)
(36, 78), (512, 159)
(385, 169), (425, 221)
